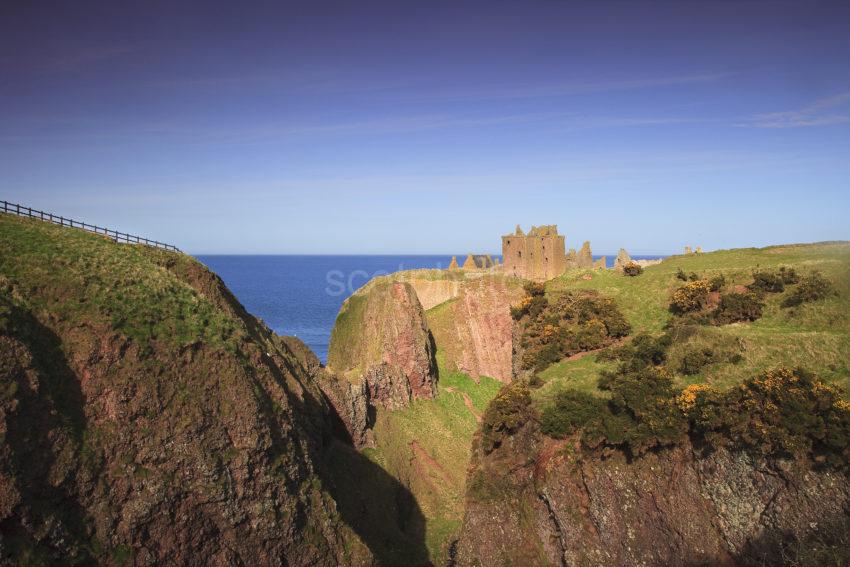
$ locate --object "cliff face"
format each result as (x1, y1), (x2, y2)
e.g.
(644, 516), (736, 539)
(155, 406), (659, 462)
(327, 281), (437, 410)
(427, 277), (524, 383)
(456, 422), (850, 567)
(0, 216), (392, 565)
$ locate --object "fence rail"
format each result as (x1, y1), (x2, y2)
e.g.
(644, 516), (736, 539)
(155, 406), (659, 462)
(1, 200), (181, 253)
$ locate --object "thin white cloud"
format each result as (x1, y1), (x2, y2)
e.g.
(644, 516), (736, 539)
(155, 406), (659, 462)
(742, 92), (850, 128)
(399, 72), (731, 103)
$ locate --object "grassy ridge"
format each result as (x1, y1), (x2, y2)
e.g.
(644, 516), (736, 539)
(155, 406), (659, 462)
(537, 243), (850, 406)
(0, 215), (239, 351)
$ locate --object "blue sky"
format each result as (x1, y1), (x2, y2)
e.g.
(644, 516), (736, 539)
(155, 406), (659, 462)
(1, 0), (849, 254)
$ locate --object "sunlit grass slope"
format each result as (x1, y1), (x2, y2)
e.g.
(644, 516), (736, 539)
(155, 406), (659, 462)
(366, 357), (502, 564)
(538, 242), (850, 406)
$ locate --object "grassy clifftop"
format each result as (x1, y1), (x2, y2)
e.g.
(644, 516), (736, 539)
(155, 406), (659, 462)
(538, 242), (850, 403)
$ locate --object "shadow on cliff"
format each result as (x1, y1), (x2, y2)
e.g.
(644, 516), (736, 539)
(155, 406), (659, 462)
(0, 299), (93, 562)
(262, 341), (430, 566)
(320, 437), (430, 567)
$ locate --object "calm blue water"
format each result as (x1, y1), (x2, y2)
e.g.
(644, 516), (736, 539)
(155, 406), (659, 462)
(196, 254), (663, 363)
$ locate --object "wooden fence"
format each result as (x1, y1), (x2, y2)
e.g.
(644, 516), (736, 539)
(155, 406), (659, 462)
(1, 200), (181, 253)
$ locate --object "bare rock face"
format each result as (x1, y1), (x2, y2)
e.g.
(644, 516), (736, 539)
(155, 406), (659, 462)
(327, 281), (437, 410)
(427, 277), (525, 382)
(406, 278), (462, 310)
(593, 256), (607, 269)
(455, 425), (850, 567)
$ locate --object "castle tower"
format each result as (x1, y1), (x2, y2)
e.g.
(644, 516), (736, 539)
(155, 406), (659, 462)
(501, 224), (567, 281)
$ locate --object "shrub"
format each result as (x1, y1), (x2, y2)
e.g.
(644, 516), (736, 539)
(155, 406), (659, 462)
(750, 270), (785, 293)
(540, 390), (606, 438)
(511, 284), (548, 320)
(687, 367), (850, 467)
(590, 366), (688, 455)
(678, 347), (716, 375)
(676, 268), (688, 281)
(623, 262), (643, 277)
(779, 266), (799, 284)
(688, 272), (700, 281)
(481, 382), (533, 453)
(517, 290), (631, 372)
(713, 292), (764, 325)
(782, 272), (834, 308)
(708, 274), (726, 292)
(670, 280), (711, 314)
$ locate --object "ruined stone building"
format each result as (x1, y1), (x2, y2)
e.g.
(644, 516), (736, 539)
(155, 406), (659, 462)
(462, 254), (495, 270)
(502, 225), (566, 281)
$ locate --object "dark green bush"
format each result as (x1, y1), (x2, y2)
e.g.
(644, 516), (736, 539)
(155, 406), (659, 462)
(590, 366), (688, 455)
(623, 262), (643, 277)
(709, 274), (726, 292)
(713, 292), (764, 325)
(676, 267), (688, 281)
(517, 290), (631, 372)
(779, 266), (799, 284)
(540, 390), (605, 438)
(688, 272), (700, 282)
(678, 347), (716, 375)
(782, 272), (834, 308)
(687, 368), (850, 467)
(750, 270), (785, 293)
(481, 382), (533, 454)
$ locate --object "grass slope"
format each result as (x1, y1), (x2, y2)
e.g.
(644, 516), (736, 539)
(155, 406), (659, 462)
(366, 365), (502, 564)
(538, 243), (850, 407)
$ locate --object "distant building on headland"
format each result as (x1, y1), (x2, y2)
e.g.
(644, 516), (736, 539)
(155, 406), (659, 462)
(462, 254), (495, 270)
(502, 224), (566, 281)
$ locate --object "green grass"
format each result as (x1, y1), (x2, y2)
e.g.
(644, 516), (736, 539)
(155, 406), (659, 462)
(536, 242), (850, 406)
(0, 214), (239, 351)
(368, 364), (502, 564)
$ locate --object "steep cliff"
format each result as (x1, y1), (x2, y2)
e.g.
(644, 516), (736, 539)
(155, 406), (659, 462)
(457, 420), (850, 567)
(327, 280), (437, 410)
(0, 214), (417, 565)
(427, 276), (524, 383)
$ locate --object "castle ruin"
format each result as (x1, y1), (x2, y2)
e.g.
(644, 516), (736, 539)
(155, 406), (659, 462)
(502, 224), (566, 281)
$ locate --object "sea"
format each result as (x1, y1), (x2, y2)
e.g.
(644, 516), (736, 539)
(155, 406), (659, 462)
(196, 255), (663, 363)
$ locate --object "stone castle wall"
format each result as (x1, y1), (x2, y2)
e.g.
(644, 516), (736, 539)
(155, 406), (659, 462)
(501, 225), (567, 281)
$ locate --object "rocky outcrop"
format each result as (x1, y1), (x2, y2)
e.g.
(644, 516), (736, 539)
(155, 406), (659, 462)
(0, 228), (376, 565)
(593, 256), (606, 269)
(427, 277), (524, 382)
(327, 281), (437, 410)
(456, 424), (850, 567)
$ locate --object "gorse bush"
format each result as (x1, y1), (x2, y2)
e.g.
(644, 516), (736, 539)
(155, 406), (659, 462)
(510, 281), (546, 319)
(677, 347), (717, 375)
(778, 266), (799, 285)
(515, 289), (630, 372)
(750, 269), (786, 293)
(708, 274), (726, 292)
(670, 280), (711, 314)
(622, 262), (643, 277)
(713, 292), (764, 325)
(685, 368), (850, 467)
(481, 381), (532, 453)
(540, 390), (605, 438)
(540, 327), (850, 467)
(676, 267), (688, 281)
(782, 272), (834, 308)
(541, 363), (850, 466)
